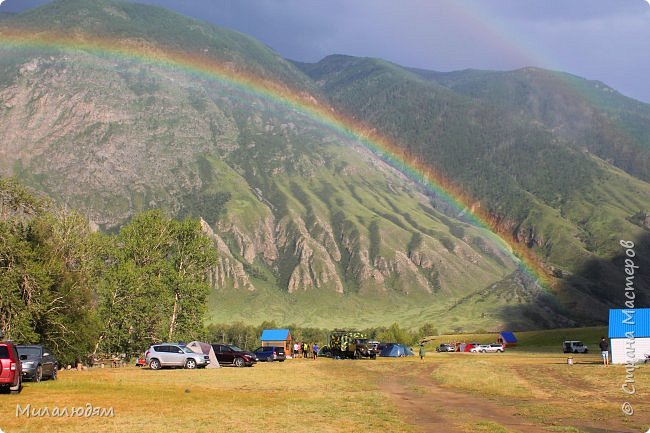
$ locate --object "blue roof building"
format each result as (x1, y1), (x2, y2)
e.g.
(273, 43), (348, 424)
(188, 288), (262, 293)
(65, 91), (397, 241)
(608, 309), (650, 364)
(261, 329), (291, 341)
(260, 329), (293, 357)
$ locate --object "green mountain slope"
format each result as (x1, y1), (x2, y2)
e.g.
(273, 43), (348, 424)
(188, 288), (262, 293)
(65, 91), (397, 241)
(0, 0), (552, 331)
(296, 55), (650, 321)
(412, 67), (650, 181)
(10, 0), (315, 92)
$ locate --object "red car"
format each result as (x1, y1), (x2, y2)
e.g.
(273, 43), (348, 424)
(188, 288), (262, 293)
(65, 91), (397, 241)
(0, 341), (23, 394)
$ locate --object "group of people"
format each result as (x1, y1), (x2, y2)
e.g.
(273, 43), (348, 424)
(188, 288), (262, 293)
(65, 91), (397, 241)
(293, 341), (319, 359)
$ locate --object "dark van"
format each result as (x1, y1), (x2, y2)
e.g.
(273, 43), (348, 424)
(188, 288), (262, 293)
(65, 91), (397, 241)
(252, 346), (286, 362)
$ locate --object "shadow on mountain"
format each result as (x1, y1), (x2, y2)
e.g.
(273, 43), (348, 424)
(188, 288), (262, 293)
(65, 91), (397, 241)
(498, 230), (650, 330)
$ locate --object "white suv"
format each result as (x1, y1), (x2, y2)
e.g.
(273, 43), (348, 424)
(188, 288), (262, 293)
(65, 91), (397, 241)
(563, 341), (588, 354)
(145, 344), (209, 370)
(470, 344), (504, 353)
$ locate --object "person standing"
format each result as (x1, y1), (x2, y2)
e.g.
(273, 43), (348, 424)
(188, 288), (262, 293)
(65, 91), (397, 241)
(312, 343), (319, 360)
(419, 343), (426, 361)
(293, 342), (300, 358)
(599, 336), (609, 366)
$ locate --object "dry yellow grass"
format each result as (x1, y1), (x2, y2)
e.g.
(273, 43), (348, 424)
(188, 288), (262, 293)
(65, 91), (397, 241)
(0, 359), (415, 433)
(419, 351), (650, 432)
(0, 353), (648, 433)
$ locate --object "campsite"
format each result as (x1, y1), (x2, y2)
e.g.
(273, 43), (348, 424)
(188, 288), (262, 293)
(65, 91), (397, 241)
(1, 327), (648, 433)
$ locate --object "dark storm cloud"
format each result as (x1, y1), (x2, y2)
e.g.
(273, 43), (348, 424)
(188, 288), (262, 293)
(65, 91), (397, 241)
(1, 0), (649, 102)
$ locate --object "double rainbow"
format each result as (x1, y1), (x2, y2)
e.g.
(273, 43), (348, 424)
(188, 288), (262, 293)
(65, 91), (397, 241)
(0, 28), (551, 288)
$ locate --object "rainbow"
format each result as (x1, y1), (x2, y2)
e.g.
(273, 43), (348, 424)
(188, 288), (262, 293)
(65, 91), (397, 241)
(0, 28), (551, 287)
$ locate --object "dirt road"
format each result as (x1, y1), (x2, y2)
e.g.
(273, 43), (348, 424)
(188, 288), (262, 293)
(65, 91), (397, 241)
(380, 363), (637, 433)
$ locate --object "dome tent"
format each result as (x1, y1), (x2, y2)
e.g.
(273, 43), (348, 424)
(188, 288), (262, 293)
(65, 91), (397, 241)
(186, 341), (220, 368)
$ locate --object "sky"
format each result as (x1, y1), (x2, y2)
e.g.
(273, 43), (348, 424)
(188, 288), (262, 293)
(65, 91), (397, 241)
(1, 0), (649, 103)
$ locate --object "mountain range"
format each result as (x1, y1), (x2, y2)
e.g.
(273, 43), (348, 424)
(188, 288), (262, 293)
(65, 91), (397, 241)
(0, 0), (648, 331)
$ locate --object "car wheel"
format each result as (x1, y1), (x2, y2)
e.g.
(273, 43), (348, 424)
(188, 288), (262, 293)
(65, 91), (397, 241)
(35, 366), (43, 383)
(51, 366), (58, 380)
(267, 356), (274, 362)
(481, 349), (486, 353)
(185, 359), (197, 369)
(573, 350), (578, 354)
(497, 349), (503, 353)
(149, 359), (162, 370)
(584, 349), (588, 354)
(234, 357), (245, 368)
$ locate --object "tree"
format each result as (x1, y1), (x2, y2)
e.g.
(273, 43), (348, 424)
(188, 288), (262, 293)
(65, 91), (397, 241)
(93, 210), (217, 355)
(0, 178), (98, 364)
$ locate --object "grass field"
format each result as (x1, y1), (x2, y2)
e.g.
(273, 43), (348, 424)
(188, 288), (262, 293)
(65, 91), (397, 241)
(424, 326), (608, 352)
(1, 345), (648, 433)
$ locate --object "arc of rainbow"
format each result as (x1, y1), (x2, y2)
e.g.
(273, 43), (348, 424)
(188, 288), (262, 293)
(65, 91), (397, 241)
(0, 29), (551, 287)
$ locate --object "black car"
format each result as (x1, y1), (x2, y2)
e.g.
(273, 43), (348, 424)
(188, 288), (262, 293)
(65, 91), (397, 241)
(211, 344), (257, 367)
(252, 346), (286, 362)
(16, 345), (58, 382)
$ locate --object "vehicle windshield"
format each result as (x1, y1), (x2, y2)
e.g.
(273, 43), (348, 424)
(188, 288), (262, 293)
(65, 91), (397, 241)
(182, 347), (196, 354)
(228, 345), (244, 352)
(17, 347), (41, 358)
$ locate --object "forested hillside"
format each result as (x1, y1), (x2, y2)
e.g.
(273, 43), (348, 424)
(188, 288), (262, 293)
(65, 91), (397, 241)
(297, 55), (650, 319)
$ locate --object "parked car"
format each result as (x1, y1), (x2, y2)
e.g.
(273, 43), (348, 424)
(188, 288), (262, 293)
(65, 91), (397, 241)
(252, 346), (286, 362)
(211, 344), (257, 367)
(145, 343), (210, 370)
(482, 344), (505, 353)
(0, 341), (23, 394)
(464, 342), (482, 352)
(435, 344), (455, 352)
(16, 345), (58, 381)
(470, 344), (505, 353)
(563, 340), (588, 354)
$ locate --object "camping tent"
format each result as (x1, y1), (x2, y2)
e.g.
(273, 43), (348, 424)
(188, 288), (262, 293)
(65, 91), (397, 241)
(380, 343), (414, 357)
(187, 341), (220, 368)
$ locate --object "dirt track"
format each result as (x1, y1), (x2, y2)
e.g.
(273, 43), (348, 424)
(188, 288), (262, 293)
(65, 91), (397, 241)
(380, 363), (637, 433)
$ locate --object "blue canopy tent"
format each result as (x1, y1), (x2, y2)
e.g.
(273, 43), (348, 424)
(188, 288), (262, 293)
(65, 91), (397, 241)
(379, 343), (414, 357)
(497, 332), (518, 347)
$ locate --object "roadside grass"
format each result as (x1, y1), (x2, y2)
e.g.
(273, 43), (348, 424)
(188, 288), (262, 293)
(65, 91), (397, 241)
(429, 357), (542, 399)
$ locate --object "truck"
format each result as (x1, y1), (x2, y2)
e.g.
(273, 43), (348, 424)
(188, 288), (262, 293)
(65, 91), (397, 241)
(327, 330), (379, 359)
